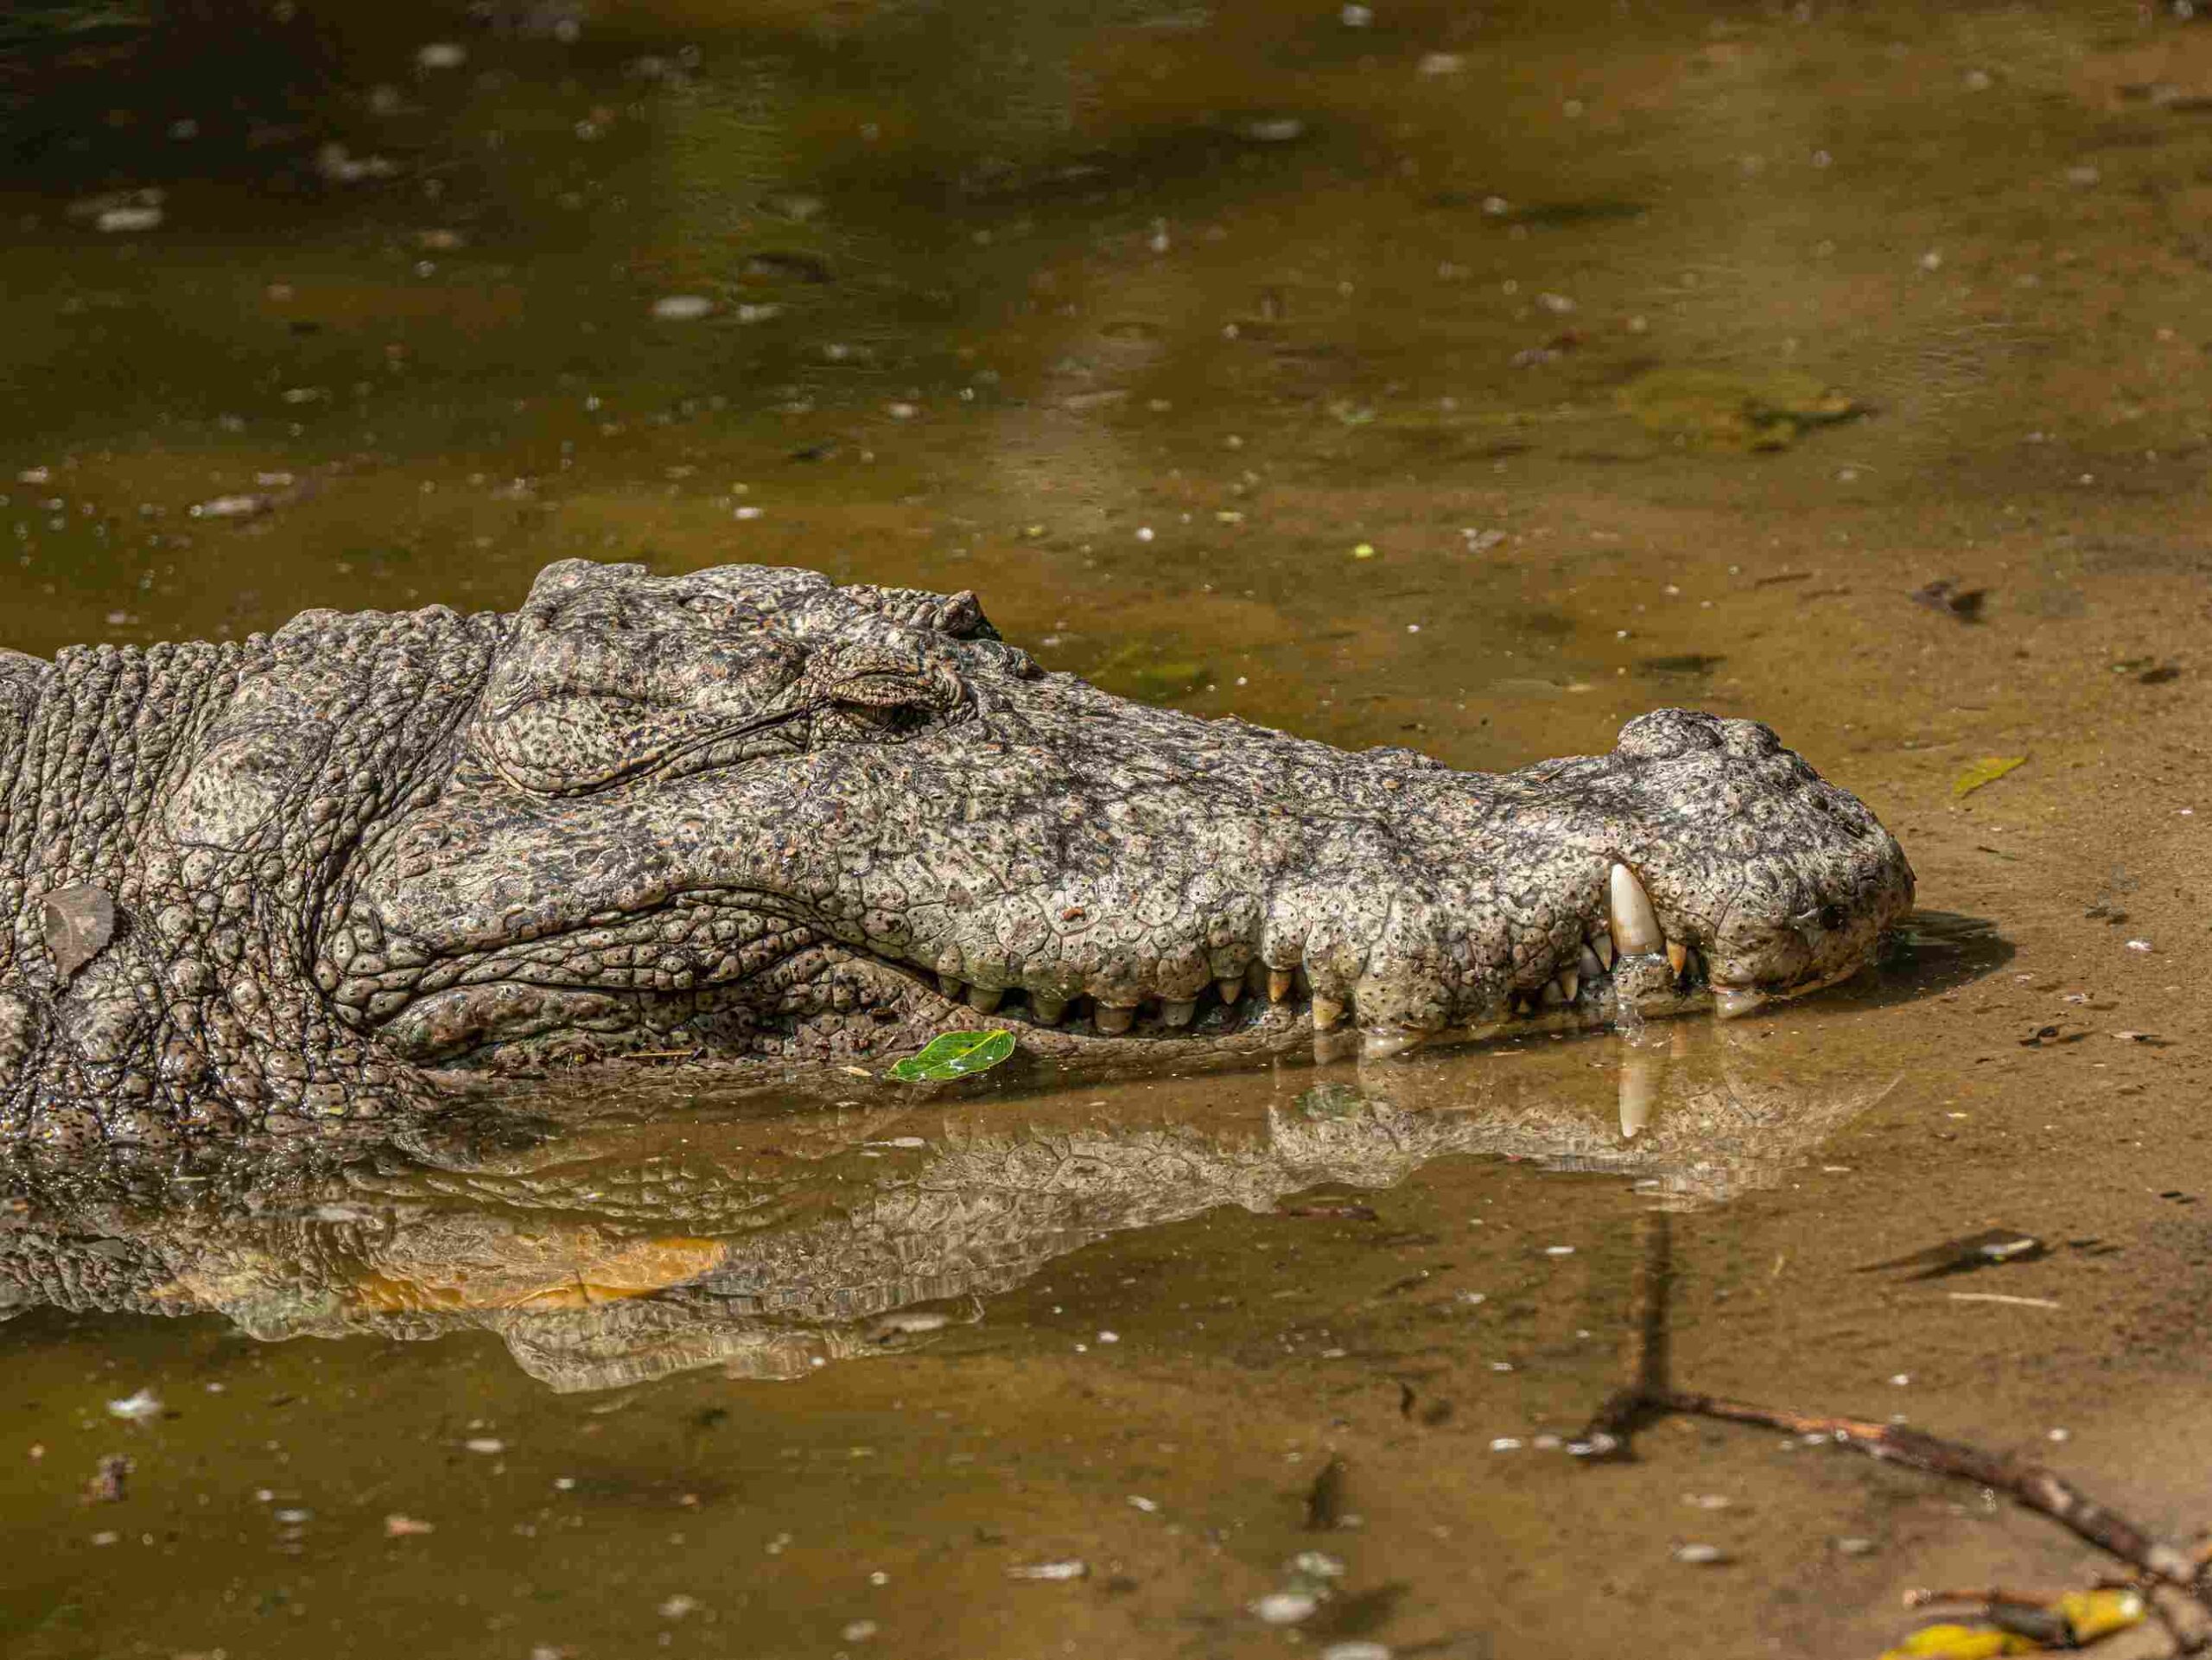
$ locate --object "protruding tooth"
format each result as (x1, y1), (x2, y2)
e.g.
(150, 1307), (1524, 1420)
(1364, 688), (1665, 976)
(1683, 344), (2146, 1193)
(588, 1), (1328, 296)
(1268, 968), (1295, 1004)
(1216, 976), (1244, 1005)
(966, 985), (1003, 1014)
(1608, 864), (1664, 957)
(1618, 1049), (1660, 1140)
(1310, 995), (1344, 1031)
(1362, 1028), (1425, 1061)
(938, 971), (963, 999)
(1665, 940), (1688, 976)
(1713, 986), (1767, 1020)
(1558, 969), (1580, 1002)
(1541, 976), (1568, 1007)
(1592, 931), (1614, 970)
(1031, 994), (1068, 1026)
(1578, 945), (1602, 980)
(1160, 998), (1196, 1027)
(1512, 994), (1535, 1018)
(1095, 1003), (1136, 1035)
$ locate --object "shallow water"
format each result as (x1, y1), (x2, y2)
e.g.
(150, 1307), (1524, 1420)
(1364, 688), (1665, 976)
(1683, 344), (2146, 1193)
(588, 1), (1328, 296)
(7, 2), (2212, 1655)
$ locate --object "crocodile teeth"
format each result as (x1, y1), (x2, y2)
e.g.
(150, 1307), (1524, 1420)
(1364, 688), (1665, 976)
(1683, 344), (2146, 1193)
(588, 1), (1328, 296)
(1311, 995), (1345, 1031)
(1095, 1003), (1137, 1035)
(966, 985), (1003, 1014)
(1713, 986), (1766, 1020)
(1665, 940), (1688, 976)
(1557, 969), (1580, 1002)
(1362, 1028), (1424, 1061)
(1268, 968), (1295, 1004)
(1578, 944), (1602, 980)
(1160, 998), (1197, 1027)
(1540, 976), (1568, 1008)
(938, 971), (963, 998)
(1216, 976), (1244, 1005)
(1618, 1050), (1660, 1140)
(1607, 863), (1664, 957)
(1592, 930), (1614, 970)
(1031, 994), (1068, 1026)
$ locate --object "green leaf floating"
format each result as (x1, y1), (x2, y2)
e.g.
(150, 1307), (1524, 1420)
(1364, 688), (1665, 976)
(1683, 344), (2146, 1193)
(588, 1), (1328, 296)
(886, 1029), (1017, 1083)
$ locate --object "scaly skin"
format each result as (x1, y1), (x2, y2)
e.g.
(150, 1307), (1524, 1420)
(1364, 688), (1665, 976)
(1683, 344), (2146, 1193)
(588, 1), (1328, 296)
(0, 559), (1913, 1147)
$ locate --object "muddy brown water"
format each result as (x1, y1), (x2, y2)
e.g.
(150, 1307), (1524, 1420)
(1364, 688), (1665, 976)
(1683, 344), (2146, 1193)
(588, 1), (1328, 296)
(6, 1), (2212, 1655)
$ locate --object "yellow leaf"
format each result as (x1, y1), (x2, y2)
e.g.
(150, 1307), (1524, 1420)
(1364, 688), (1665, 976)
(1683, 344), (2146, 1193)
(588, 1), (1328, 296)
(2056, 1587), (2146, 1644)
(1953, 755), (2027, 799)
(1879, 1624), (2036, 1659)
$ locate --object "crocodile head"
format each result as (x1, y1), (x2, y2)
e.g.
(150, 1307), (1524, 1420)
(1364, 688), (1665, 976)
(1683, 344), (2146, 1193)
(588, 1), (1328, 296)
(335, 560), (1912, 1074)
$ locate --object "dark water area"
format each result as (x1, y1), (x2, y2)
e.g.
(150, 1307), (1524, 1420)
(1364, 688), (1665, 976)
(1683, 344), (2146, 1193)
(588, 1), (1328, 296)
(7, 3), (2212, 1656)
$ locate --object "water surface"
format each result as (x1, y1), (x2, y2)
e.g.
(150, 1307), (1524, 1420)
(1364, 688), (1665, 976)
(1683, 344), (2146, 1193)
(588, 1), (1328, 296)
(6, 3), (2212, 1655)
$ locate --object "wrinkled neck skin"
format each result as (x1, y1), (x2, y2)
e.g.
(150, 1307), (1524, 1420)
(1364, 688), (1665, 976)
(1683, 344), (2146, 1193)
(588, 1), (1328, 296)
(0, 611), (504, 1151)
(0, 559), (1915, 1151)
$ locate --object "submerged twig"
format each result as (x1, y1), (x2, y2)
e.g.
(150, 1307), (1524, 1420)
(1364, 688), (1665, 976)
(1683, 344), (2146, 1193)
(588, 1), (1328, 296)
(1574, 1209), (2212, 1631)
(1648, 1387), (2208, 1605)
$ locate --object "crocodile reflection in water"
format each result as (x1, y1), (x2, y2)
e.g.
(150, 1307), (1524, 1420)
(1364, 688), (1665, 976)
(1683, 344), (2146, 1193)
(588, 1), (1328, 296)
(0, 1034), (1895, 1392)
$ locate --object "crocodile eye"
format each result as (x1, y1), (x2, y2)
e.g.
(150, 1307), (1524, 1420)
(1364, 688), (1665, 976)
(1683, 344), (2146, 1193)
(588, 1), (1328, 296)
(1819, 903), (1849, 932)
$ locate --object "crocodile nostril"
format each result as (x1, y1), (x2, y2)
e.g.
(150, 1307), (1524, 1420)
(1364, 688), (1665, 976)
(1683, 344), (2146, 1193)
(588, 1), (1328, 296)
(1818, 903), (1848, 931)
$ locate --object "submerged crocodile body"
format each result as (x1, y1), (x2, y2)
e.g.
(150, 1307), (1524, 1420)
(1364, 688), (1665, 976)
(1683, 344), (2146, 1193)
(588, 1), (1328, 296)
(0, 559), (1912, 1146)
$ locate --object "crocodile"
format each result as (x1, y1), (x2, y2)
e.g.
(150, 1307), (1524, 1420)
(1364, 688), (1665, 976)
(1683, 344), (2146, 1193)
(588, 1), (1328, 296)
(0, 558), (1913, 1147)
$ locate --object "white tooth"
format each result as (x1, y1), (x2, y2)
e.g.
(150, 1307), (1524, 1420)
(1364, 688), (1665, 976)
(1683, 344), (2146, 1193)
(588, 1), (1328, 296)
(1310, 995), (1344, 1031)
(1607, 864), (1664, 957)
(1592, 931), (1614, 970)
(1541, 976), (1568, 1007)
(1618, 1049), (1660, 1140)
(1216, 975), (1244, 1005)
(1666, 940), (1688, 976)
(1268, 968), (1295, 1004)
(1161, 998), (1196, 1027)
(1713, 986), (1767, 1020)
(1559, 969), (1580, 1002)
(1031, 994), (1068, 1025)
(1095, 1003), (1136, 1035)
(1362, 1028), (1425, 1061)
(1578, 945), (1602, 979)
(966, 985), (1003, 1014)
(1512, 994), (1534, 1018)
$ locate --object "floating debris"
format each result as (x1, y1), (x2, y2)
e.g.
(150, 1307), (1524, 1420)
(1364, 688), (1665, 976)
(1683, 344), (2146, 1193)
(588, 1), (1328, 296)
(416, 41), (467, 69)
(1253, 1591), (1319, 1625)
(1237, 116), (1307, 143)
(385, 1514), (435, 1536)
(105, 1390), (162, 1421)
(651, 296), (715, 321)
(1618, 367), (1860, 451)
(1859, 1228), (2045, 1280)
(885, 1029), (1015, 1083)
(1671, 1543), (1730, 1566)
(1006, 1560), (1087, 1581)
(190, 494), (272, 520)
(1910, 577), (1987, 621)
(84, 1454), (132, 1503)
